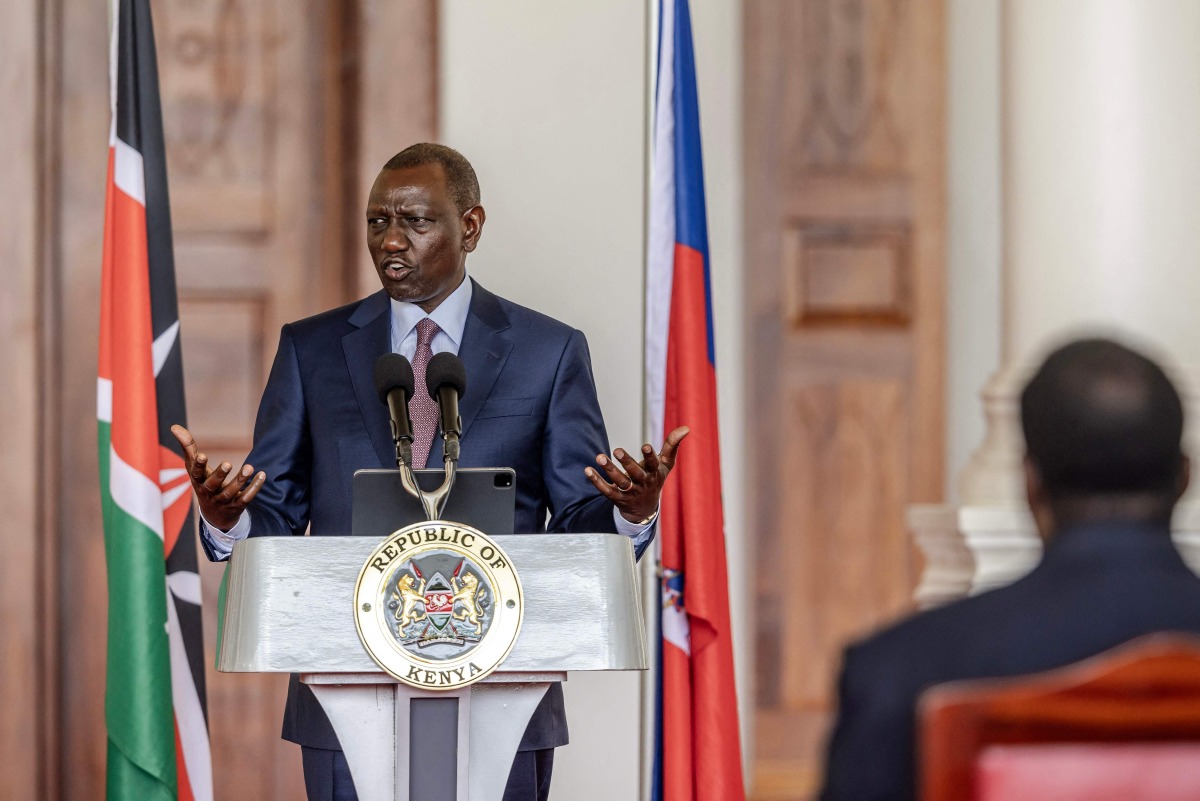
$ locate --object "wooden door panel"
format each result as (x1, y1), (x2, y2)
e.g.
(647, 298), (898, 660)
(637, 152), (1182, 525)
(156, 0), (274, 234)
(179, 296), (268, 456)
(774, 383), (910, 705)
(745, 0), (945, 798)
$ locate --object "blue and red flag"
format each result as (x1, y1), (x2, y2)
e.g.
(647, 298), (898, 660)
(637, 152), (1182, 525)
(646, 1), (745, 799)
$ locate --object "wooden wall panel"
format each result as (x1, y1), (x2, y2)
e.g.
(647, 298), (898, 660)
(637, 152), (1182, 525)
(55, 0), (112, 793)
(156, 0), (274, 234)
(18, 0), (438, 798)
(745, 0), (946, 798)
(783, 225), (911, 324)
(0, 1), (51, 798)
(180, 296), (267, 454)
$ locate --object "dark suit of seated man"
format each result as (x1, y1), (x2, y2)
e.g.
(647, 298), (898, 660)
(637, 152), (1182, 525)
(820, 337), (1200, 801)
(171, 143), (689, 801)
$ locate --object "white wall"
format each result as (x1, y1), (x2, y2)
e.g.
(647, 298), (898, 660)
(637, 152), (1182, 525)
(946, 1), (1003, 500)
(439, 0), (747, 798)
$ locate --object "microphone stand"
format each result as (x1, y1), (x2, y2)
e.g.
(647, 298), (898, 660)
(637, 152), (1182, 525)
(395, 351), (465, 521)
(391, 440), (431, 518)
(394, 430), (459, 521)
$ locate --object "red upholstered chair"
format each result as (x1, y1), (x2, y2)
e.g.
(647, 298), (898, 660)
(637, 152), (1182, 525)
(919, 635), (1200, 801)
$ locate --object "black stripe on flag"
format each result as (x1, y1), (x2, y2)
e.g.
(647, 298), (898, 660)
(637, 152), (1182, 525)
(117, 0), (209, 722)
(115, 0), (180, 342)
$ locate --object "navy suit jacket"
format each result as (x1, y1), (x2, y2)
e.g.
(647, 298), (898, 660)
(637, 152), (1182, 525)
(820, 520), (1200, 801)
(211, 280), (630, 751)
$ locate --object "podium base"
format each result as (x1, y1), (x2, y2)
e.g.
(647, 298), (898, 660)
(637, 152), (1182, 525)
(304, 672), (565, 801)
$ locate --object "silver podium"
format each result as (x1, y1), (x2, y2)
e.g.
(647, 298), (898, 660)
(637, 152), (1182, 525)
(217, 534), (647, 801)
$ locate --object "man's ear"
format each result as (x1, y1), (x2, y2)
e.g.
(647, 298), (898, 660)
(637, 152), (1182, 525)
(1177, 455), (1191, 500)
(462, 205), (486, 253)
(1023, 456), (1042, 506)
(1024, 456), (1055, 540)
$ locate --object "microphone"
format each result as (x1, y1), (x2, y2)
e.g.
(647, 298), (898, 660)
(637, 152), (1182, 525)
(425, 352), (467, 462)
(374, 353), (416, 467)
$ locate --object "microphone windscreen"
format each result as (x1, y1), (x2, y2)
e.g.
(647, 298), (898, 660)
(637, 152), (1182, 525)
(373, 353), (415, 405)
(426, 352), (468, 399)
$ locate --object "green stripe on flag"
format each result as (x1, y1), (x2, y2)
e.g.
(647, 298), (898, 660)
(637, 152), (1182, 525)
(99, 420), (178, 800)
(215, 565), (228, 669)
(108, 740), (175, 801)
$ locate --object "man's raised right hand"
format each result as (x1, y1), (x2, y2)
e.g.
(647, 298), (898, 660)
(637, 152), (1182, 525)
(171, 424), (267, 532)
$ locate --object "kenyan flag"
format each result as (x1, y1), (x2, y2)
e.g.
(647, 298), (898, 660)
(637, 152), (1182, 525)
(99, 1), (212, 799)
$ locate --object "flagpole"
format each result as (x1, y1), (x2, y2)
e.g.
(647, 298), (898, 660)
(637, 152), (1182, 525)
(639, 1), (660, 799)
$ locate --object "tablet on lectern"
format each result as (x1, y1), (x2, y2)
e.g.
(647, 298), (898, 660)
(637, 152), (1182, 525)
(350, 467), (517, 538)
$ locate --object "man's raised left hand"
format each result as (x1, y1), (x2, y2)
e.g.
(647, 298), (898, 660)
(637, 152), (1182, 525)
(584, 426), (689, 523)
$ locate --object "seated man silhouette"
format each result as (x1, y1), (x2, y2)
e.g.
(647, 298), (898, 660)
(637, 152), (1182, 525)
(820, 337), (1200, 801)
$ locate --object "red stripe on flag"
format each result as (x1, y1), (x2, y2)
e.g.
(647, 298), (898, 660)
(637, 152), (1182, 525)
(160, 444), (190, 556)
(661, 639), (696, 801)
(663, 244), (725, 637)
(173, 719), (196, 801)
(101, 147), (160, 484)
(660, 243), (745, 801)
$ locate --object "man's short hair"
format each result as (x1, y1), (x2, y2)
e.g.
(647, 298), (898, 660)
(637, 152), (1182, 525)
(383, 143), (480, 214)
(1020, 337), (1184, 499)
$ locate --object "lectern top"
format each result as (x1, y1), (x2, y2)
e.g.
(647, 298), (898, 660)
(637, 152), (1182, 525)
(217, 533), (647, 674)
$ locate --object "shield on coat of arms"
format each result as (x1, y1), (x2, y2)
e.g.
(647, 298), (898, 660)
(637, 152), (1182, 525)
(423, 573), (455, 630)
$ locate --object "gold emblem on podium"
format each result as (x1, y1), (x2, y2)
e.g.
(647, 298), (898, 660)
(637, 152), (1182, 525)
(354, 521), (523, 690)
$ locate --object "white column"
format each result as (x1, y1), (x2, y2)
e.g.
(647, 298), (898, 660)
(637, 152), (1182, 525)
(1004, 1), (1200, 374)
(916, 0), (1200, 602)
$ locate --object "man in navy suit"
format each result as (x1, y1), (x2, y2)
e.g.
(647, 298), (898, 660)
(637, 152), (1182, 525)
(820, 337), (1200, 801)
(173, 143), (688, 801)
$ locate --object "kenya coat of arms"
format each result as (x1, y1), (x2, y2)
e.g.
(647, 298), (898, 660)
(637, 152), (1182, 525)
(354, 521), (523, 690)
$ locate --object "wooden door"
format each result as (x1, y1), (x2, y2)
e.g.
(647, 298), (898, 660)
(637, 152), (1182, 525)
(743, 1), (946, 798)
(37, 0), (436, 798)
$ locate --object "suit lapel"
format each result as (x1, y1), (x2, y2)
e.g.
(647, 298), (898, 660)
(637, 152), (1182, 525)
(429, 280), (513, 463)
(343, 291), (394, 468)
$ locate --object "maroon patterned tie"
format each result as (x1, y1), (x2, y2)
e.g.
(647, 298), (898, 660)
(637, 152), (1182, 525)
(410, 318), (441, 468)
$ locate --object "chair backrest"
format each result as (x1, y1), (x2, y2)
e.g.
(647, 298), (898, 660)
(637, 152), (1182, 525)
(919, 634), (1200, 801)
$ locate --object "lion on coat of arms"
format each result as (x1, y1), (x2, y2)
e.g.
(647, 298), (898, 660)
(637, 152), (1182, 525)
(450, 572), (485, 635)
(392, 573), (427, 630)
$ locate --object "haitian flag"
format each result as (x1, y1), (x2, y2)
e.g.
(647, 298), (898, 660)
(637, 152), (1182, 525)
(99, 1), (213, 799)
(646, 1), (745, 799)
